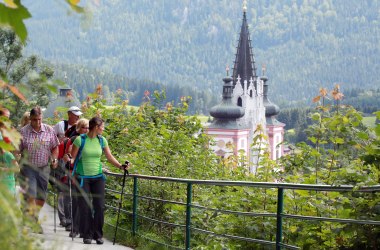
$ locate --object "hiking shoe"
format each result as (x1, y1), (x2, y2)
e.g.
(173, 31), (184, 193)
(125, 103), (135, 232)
(83, 238), (92, 244)
(69, 231), (78, 238)
(95, 238), (104, 245)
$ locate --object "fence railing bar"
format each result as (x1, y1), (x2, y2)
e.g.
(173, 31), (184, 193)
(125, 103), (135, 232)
(105, 204), (133, 215)
(138, 194), (186, 206)
(104, 173), (380, 192)
(136, 232), (185, 250)
(105, 221), (133, 233)
(283, 214), (380, 225)
(192, 227), (276, 246)
(279, 242), (301, 250)
(103, 172), (380, 249)
(105, 187), (133, 197)
(192, 203), (276, 217)
(138, 214), (186, 228)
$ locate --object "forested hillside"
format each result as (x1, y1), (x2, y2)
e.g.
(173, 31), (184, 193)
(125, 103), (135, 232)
(23, 0), (380, 111)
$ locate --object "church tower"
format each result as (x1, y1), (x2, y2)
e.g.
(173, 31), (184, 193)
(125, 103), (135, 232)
(262, 68), (285, 160)
(206, 1), (284, 167)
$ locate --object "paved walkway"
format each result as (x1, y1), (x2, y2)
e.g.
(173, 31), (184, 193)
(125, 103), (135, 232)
(37, 204), (134, 250)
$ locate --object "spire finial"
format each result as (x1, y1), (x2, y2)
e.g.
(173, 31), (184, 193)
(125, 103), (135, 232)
(226, 65), (230, 76)
(262, 64), (266, 76)
(243, 0), (247, 13)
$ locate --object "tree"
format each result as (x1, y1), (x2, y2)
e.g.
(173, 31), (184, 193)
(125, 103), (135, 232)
(0, 28), (57, 123)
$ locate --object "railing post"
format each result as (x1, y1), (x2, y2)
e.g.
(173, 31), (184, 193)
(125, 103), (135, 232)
(185, 182), (193, 250)
(276, 188), (284, 250)
(132, 176), (138, 236)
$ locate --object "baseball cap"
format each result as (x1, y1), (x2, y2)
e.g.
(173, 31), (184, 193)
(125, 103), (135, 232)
(68, 106), (83, 116)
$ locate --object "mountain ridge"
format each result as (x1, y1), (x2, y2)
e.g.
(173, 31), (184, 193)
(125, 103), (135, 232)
(23, 0), (380, 109)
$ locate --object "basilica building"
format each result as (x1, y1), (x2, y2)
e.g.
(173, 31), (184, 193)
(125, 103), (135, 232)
(206, 3), (285, 168)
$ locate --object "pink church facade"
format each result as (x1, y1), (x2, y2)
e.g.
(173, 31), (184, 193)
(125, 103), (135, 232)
(206, 4), (285, 167)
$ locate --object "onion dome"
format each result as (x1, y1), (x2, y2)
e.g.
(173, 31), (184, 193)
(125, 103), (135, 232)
(262, 76), (279, 117)
(210, 76), (245, 119)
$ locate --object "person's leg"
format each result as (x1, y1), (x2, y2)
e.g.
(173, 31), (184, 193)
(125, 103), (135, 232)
(91, 177), (105, 241)
(79, 178), (94, 242)
(35, 166), (50, 219)
(57, 191), (66, 226)
(67, 177), (80, 237)
(74, 176), (85, 237)
(62, 181), (72, 230)
(21, 165), (39, 219)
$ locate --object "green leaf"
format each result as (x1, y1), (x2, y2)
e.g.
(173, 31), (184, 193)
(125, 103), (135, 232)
(331, 137), (344, 144)
(0, 140), (14, 150)
(0, 1), (31, 44)
(357, 131), (369, 140)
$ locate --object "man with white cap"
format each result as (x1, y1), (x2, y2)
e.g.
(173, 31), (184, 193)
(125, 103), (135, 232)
(53, 106), (83, 229)
(54, 106), (83, 142)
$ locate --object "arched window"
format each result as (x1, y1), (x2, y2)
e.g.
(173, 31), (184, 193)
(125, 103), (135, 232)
(250, 90), (253, 97)
(237, 97), (242, 107)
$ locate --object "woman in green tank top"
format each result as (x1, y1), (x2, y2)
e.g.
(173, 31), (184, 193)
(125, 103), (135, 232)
(70, 117), (130, 245)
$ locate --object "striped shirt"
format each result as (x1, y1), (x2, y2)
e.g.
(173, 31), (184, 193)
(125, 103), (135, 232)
(20, 123), (59, 167)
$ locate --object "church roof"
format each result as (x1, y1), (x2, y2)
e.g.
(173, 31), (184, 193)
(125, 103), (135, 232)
(232, 9), (257, 89)
(262, 75), (280, 117)
(44, 88), (81, 118)
(210, 76), (245, 127)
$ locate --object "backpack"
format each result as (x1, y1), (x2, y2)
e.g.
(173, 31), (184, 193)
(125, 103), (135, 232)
(63, 120), (68, 131)
(54, 137), (72, 182)
(72, 134), (105, 176)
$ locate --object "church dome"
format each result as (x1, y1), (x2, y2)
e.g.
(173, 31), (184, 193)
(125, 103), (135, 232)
(210, 101), (245, 119)
(264, 99), (280, 117)
(261, 76), (280, 117)
(210, 76), (245, 119)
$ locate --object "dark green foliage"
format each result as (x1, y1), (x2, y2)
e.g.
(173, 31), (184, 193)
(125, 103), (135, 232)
(95, 87), (379, 249)
(21, 0), (380, 110)
(0, 28), (57, 122)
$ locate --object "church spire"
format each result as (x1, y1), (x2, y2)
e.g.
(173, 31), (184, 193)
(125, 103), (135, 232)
(232, 0), (257, 89)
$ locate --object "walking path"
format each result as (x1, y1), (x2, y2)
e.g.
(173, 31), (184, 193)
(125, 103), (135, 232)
(37, 204), (134, 250)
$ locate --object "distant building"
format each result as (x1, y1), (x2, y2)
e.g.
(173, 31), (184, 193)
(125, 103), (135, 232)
(44, 88), (81, 118)
(206, 3), (284, 169)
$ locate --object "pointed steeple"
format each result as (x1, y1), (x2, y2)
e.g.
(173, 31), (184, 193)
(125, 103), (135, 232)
(232, 1), (257, 89)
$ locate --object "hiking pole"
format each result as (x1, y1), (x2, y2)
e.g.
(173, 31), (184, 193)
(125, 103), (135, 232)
(113, 161), (129, 245)
(68, 171), (74, 241)
(53, 170), (57, 233)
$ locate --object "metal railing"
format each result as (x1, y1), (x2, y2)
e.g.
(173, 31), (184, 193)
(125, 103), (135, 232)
(104, 172), (380, 250)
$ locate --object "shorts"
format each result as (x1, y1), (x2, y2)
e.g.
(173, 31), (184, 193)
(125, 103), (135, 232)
(21, 164), (50, 201)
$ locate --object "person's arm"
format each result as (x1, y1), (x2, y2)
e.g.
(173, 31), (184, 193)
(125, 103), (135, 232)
(57, 142), (64, 159)
(54, 122), (65, 142)
(0, 158), (19, 172)
(104, 146), (129, 170)
(51, 145), (59, 169)
(11, 159), (19, 173)
(62, 139), (73, 163)
(69, 144), (79, 165)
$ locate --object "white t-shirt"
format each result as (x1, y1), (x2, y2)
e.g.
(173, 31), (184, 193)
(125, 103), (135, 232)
(54, 120), (73, 141)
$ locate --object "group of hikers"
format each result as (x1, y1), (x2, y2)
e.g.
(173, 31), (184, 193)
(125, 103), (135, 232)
(0, 105), (131, 245)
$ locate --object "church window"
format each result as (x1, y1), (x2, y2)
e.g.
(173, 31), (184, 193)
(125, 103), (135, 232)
(237, 97), (242, 107)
